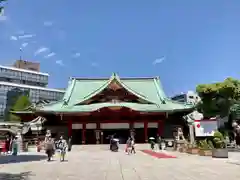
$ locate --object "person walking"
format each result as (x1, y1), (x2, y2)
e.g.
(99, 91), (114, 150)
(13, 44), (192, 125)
(45, 135), (55, 161)
(5, 135), (11, 154)
(68, 136), (72, 152)
(150, 139), (155, 150)
(131, 138), (136, 154)
(125, 137), (132, 155)
(157, 135), (162, 150)
(57, 136), (68, 162)
(12, 137), (18, 156)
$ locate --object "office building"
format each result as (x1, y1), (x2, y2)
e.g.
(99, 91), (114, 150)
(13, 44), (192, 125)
(0, 63), (65, 120)
(0, 65), (48, 87)
(171, 91), (200, 105)
(13, 60), (40, 72)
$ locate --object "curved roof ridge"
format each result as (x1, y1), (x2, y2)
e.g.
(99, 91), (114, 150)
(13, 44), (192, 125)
(72, 73), (159, 80)
(64, 78), (76, 104)
(153, 77), (165, 103)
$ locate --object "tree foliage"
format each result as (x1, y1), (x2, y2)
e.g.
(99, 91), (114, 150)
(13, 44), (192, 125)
(9, 95), (31, 122)
(196, 78), (240, 118)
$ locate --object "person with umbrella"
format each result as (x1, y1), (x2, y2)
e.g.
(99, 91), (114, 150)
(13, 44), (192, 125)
(111, 138), (119, 152)
(149, 137), (155, 150)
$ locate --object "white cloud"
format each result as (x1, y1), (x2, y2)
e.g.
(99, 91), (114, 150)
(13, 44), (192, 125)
(10, 36), (18, 41)
(44, 21), (53, 26)
(55, 60), (64, 66)
(152, 56), (165, 65)
(73, 52), (80, 58)
(21, 42), (28, 47)
(44, 52), (56, 58)
(34, 47), (49, 56)
(18, 34), (36, 39)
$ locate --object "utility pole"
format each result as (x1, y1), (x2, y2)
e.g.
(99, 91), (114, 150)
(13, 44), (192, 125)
(19, 48), (23, 61)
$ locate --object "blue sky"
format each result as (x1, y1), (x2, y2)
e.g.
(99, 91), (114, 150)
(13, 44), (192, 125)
(0, 0), (240, 96)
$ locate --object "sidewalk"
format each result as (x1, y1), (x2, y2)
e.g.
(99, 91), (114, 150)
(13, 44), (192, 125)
(227, 152), (240, 165)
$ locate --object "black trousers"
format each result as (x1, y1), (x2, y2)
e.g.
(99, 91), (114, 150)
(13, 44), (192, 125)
(131, 146), (136, 153)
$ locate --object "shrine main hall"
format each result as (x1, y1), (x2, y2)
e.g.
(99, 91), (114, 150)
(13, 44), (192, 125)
(19, 73), (193, 144)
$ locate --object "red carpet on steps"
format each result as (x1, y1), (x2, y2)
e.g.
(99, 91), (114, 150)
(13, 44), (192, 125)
(141, 150), (177, 159)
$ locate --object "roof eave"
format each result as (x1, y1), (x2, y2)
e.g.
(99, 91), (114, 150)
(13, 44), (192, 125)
(10, 110), (34, 114)
(36, 106), (194, 114)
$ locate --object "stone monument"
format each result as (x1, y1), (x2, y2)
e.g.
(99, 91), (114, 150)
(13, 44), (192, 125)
(174, 127), (186, 151)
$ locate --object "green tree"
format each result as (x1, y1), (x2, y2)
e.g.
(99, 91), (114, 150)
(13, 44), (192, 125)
(196, 78), (240, 118)
(9, 95), (31, 122)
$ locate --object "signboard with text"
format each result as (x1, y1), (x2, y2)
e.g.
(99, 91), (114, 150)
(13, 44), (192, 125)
(194, 119), (218, 137)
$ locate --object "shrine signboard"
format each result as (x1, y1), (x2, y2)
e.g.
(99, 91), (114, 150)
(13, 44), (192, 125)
(194, 118), (218, 137)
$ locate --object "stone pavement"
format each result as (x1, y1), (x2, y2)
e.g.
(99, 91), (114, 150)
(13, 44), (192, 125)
(0, 145), (240, 180)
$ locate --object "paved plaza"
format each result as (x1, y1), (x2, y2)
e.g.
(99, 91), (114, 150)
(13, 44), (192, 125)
(0, 145), (240, 180)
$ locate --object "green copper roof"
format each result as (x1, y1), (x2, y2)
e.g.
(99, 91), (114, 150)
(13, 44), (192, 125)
(37, 73), (194, 113)
(63, 73), (166, 105)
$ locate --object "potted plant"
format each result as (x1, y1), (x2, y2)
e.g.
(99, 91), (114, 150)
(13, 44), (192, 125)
(198, 139), (213, 156)
(212, 131), (228, 158)
(186, 142), (199, 154)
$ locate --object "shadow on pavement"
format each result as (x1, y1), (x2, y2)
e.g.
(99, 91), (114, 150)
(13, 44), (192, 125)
(0, 154), (47, 164)
(0, 171), (33, 180)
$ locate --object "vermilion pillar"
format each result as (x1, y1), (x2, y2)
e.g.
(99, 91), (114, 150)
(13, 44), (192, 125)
(68, 119), (72, 137)
(82, 123), (86, 144)
(144, 121), (148, 142)
(158, 121), (164, 136)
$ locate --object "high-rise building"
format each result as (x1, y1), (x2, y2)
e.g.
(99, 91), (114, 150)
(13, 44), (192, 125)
(13, 60), (40, 72)
(0, 62), (65, 121)
(0, 65), (48, 87)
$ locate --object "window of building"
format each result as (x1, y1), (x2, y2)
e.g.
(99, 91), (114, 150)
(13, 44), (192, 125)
(172, 94), (185, 101)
